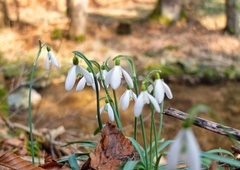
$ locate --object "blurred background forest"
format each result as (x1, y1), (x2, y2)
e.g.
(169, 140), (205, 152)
(0, 0), (240, 158)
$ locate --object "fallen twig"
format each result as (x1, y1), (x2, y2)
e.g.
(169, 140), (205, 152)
(163, 108), (240, 141)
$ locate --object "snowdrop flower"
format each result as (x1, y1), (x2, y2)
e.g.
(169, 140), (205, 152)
(167, 128), (201, 170)
(120, 85), (137, 110)
(105, 58), (133, 90)
(134, 84), (160, 117)
(46, 46), (59, 70)
(65, 57), (93, 91)
(97, 64), (108, 87)
(154, 73), (173, 104)
(99, 99), (114, 122)
(76, 69), (100, 91)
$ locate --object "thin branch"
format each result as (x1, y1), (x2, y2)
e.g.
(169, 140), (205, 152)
(163, 108), (240, 141)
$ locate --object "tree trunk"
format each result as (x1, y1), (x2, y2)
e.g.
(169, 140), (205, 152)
(225, 0), (239, 35)
(148, 0), (182, 23)
(67, 0), (89, 40)
(161, 0), (182, 22)
(0, 0), (10, 28)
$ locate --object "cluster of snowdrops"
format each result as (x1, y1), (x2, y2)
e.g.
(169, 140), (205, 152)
(40, 42), (240, 169)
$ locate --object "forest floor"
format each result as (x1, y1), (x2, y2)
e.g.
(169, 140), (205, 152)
(0, 0), (240, 169)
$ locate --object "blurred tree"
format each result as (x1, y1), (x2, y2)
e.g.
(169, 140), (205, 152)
(225, 0), (239, 35)
(67, 0), (89, 40)
(149, 0), (182, 23)
(0, 0), (10, 28)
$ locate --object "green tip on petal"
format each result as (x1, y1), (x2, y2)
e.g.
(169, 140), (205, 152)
(155, 72), (160, 79)
(126, 84), (131, 90)
(105, 98), (109, 103)
(73, 56), (79, 65)
(115, 58), (120, 66)
(46, 46), (51, 52)
(141, 84), (147, 91)
(87, 67), (91, 72)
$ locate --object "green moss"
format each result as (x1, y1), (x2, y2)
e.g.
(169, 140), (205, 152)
(50, 28), (63, 40)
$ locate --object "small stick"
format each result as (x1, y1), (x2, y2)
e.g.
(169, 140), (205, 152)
(163, 108), (240, 141)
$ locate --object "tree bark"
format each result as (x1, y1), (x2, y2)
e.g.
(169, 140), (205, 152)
(67, 0), (89, 40)
(225, 0), (239, 35)
(161, 0), (182, 22)
(148, 0), (182, 23)
(164, 108), (240, 141)
(0, 0), (10, 28)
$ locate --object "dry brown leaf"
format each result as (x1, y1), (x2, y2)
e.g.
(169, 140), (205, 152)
(82, 122), (140, 170)
(39, 153), (71, 170)
(0, 151), (44, 170)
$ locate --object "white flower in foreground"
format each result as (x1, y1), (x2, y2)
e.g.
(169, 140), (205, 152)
(167, 128), (201, 170)
(46, 46), (59, 70)
(65, 57), (93, 91)
(76, 72), (100, 91)
(105, 58), (133, 90)
(134, 85), (160, 117)
(99, 100), (114, 122)
(120, 86), (137, 110)
(154, 73), (173, 104)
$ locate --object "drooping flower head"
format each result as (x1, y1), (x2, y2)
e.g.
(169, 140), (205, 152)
(120, 85), (137, 110)
(105, 58), (133, 90)
(154, 73), (173, 104)
(166, 127), (201, 170)
(46, 46), (59, 70)
(76, 67), (100, 92)
(99, 98), (114, 122)
(65, 56), (93, 91)
(134, 84), (160, 117)
(97, 64), (108, 88)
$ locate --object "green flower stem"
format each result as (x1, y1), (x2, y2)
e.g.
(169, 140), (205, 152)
(157, 101), (164, 141)
(113, 89), (120, 118)
(139, 114), (149, 170)
(73, 51), (102, 130)
(28, 40), (44, 164)
(149, 104), (158, 169)
(149, 106), (154, 170)
(90, 60), (123, 131)
(133, 77), (139, 140)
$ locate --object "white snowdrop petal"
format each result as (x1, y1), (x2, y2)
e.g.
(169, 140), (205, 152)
(46, 54), (50, 70)
(154, 79), (164, 104)
(91, 81), (100, 91)
(147, 93), (160, 113)
(110, 66), (122, 90)
(120, 90), (130, 110)
(162, 80), (173, 99)
(185, 129), (201, 170)
(107, 103), (114, 122)
(81, 67), (93, 84)
(166, 130), (185, 170)
(76, 77), (86, 91)
(65, 66), (76, 91)
(105, 68), (113, 85)
(130, 91), (137, 101)
(75, 65), (81, 75)
(102, 70), (108, 79)
(98, 105), (105, 117)
(148, 84), (153, 93)
(49, 51), (59, 68)
(134, 93), (145, 117)
(121, 68), (134, 88)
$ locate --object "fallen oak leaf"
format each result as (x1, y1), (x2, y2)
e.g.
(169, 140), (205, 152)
(0, 151), (44, 170)
(82, 122), (140, 170)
